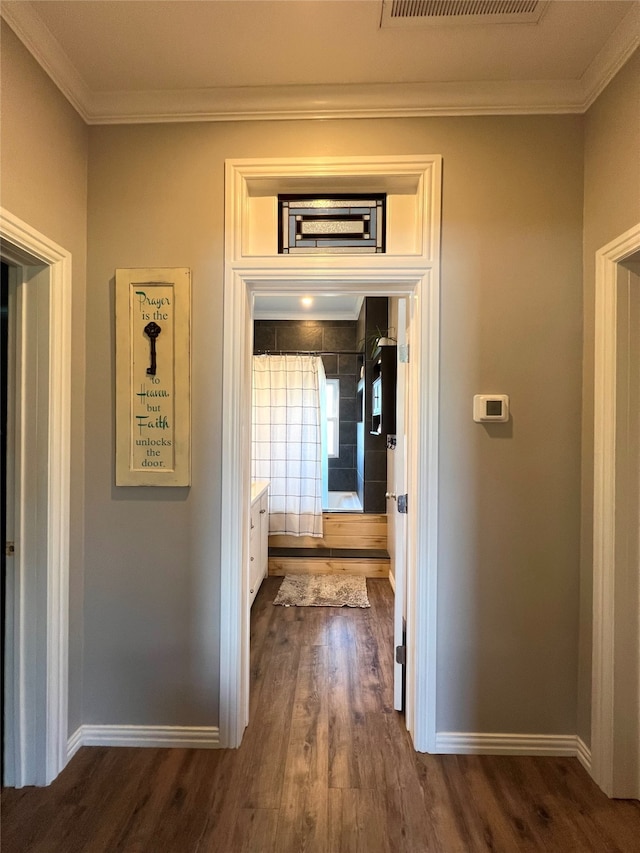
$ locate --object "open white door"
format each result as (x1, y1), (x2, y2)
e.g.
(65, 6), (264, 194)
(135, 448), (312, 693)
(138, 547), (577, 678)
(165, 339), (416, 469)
(392, 299), (408, 711)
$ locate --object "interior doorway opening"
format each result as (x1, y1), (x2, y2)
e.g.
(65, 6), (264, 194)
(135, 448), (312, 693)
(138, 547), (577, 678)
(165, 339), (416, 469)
(248, 292), (411, 720)
(220, 268), (439, 754)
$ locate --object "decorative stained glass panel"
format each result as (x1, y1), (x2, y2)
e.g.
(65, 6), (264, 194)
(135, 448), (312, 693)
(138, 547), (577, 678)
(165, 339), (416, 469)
(278, 194), (386, 254)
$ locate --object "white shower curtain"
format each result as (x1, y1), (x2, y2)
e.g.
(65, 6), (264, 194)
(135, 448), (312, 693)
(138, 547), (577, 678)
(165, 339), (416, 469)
(252, 355), (325, 537)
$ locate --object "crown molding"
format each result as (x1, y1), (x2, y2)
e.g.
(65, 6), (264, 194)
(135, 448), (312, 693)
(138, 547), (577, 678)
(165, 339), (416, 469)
(580, 3), (640, 110)
(2, 0), (638, 124)
(1, 0), (91, 122)
(87, 79), (587, 124)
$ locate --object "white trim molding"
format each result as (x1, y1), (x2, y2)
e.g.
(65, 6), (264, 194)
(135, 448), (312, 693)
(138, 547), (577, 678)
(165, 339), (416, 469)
(66, 727), (83, 762)
(81, 725), (220, 749)
(581, 3), (640, 110)
(0, 0), (91, 121)
(577, 737), (592, 774)
(69, 726), (220, 751)
(591, 222), (640, 800)
(2, 2), (638, 123)
(66, 79), (587, 125)
(1, 208), (72, 787)
(435, 732), (588, 759)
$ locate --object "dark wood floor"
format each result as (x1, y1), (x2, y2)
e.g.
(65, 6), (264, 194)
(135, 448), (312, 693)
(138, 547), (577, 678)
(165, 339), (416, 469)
(3, 577), (640, 852)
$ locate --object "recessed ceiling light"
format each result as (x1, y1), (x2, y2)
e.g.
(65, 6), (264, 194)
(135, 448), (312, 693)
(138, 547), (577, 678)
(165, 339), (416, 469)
(301, 297), (313, 307)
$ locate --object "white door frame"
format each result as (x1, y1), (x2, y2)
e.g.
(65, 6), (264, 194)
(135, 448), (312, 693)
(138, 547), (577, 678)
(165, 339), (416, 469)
(392, 297), (408, 712)
(220, 156), (441, 752)
(591, 221), (640, 798)
(1, 208), (72, 787)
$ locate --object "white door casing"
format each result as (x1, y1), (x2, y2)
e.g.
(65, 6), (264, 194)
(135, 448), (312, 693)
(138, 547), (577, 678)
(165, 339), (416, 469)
(220, 156), (442, 752)
(592, 221), (640, 799)
(1, 208), (72, 786)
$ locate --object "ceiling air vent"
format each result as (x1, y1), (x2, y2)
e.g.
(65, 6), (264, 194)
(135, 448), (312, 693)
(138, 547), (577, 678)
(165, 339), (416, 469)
(381, 0), (549, 27)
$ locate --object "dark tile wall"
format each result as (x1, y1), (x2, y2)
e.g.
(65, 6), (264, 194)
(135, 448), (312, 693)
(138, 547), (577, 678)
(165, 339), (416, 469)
(253, 320), (362, 493)
(356, 297), (390, 514)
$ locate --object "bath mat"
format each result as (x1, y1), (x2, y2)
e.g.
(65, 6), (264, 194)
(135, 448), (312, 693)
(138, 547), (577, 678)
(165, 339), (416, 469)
(273, 574), (370, 608)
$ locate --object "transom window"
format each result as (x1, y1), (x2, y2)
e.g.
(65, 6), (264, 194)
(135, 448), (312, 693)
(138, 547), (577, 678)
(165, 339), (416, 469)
(278, 194), (386, 254)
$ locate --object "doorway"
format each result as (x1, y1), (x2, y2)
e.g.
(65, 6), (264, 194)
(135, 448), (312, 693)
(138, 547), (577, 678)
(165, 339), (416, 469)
(220, 153), (441, 754)
(224, 270), (437, 751)
(250, 293), (409, 712)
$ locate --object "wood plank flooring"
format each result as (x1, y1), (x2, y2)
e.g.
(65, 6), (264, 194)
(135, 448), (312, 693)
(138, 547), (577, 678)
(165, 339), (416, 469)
(3, 577), (640, 852)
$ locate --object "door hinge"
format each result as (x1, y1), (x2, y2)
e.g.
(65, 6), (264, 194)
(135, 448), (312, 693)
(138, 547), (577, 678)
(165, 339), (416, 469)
(399, 343), (409, 363)
(5, 541), (15, 556)
(396, 645), (407, 666)
(397, 494), (408, 514)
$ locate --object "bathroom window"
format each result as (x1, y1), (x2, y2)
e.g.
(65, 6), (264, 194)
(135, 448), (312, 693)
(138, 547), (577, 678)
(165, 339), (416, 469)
(326, 379), (340, 458)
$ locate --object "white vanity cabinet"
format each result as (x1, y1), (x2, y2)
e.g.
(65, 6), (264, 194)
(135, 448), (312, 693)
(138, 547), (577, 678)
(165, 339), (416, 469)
(249, 481), (269, 607)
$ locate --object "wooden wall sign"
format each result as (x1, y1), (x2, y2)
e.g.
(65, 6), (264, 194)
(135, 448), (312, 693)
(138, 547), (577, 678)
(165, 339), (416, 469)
(115, 268), (191, 486)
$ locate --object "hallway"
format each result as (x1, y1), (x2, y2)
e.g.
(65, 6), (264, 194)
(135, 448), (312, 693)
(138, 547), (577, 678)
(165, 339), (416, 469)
(2, 577), (639, 852)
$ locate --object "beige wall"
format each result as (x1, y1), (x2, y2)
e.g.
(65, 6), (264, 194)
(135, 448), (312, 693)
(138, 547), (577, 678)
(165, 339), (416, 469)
(3, 16), (607, 740)
(86, 114), (584, 733)
(579, 47), (640, 745)
(0, 22), (88, 735)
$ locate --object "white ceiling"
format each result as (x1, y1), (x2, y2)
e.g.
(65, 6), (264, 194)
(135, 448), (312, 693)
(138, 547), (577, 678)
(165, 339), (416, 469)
(254, 293), (364, 321)
(3, 0), (639, 123)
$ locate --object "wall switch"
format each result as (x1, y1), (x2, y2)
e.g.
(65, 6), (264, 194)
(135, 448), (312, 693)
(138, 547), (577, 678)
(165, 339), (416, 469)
(473, 394), (509, 423)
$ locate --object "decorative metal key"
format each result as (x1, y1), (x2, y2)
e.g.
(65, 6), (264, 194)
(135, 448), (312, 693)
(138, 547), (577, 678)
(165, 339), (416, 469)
(144, 321), (162, 375)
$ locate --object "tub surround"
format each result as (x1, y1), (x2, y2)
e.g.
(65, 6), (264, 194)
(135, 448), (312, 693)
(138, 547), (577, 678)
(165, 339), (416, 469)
(268, 512), (389, 577)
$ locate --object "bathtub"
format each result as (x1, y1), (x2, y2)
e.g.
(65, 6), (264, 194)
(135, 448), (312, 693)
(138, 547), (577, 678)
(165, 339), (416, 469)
(325, 491), (363, 512)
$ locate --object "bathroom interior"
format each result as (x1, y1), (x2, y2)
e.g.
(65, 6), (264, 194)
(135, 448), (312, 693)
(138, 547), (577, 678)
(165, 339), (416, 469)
(253, 294), (395, 513)
(249, 294), (398, 593)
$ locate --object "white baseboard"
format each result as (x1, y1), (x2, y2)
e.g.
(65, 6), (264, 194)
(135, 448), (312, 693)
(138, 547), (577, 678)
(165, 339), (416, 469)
(435, 732), (582, 757)
(67, 724), (220, 752)
(576, 736), (592, 772)
(66, 725), (589, 766)
(67, 726), (83, 761)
